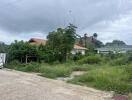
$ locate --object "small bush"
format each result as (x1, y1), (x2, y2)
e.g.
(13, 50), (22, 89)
(72, 52), (83, 61)
(5, 60), (22, 69)
(72, 66), (89, 71)
(111, 58), (128, 65)
(111, 55), (132, 65)
(124, 64), (132, 82)
(71, 64), (95, 71)
(78, 56), (101, 64)
(39, 65), (72, 78)
(23, 62), (40, 72)
(6, 61), (41, 72)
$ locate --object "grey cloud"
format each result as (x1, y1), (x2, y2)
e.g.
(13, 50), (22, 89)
(0, 0), (131, 32)
(0, 0), (66, 33)
(0, 0), (132, 44)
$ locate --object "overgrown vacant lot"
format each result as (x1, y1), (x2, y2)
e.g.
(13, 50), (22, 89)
(6, 60), (132, 95)
(69, 65), (132, 94)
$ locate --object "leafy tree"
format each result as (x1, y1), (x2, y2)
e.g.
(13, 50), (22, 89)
(62, 24), (77, 61)
(47, 24), (77, 62)
(0, 42), (8, 53)
(37, 45), (56, 63)
(94, 40), (104, 48)
(8, 40), (39, 63)
(87, 33), (103, 49)
(93, 33), (98, 38)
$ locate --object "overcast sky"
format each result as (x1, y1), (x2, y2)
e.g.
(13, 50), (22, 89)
(0, 0), (132, 44)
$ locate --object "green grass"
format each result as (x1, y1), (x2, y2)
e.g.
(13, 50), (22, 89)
(39, 64), (94, 78)
(39, 64), (72, 78)
(69, 65), (132, 94)
(6, 61), (73, 78)
(6, 61), (41, 72)
(71, 64), (98, 71)
(78, 56), (101, 64)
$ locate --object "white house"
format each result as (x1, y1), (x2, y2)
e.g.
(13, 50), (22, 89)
(71, 44), (87, 55)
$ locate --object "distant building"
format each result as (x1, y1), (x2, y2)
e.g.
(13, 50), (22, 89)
(29, 38), (87, 55)
(71, 45), (87, 55)
(96, 45), (132, 54)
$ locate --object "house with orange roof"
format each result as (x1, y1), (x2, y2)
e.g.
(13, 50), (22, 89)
(72, 44), (87, 55)
(29, 38), (87, 55)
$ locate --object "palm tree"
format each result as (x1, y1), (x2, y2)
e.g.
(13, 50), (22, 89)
(84, 33), (87, 47)
(93, 33), (98, 39)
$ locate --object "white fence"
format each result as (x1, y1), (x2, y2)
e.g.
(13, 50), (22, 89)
(0, 53), (6, 68)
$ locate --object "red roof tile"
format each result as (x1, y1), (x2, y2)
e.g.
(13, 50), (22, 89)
(29, 38), (47, 46)
(29, 38), (87, 50)
(74, 44), (87, 50)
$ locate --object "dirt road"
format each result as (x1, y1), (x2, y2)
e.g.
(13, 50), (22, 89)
(0, 69), (113, 100)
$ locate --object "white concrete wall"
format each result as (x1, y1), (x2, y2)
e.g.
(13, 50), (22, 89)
(71, 49), (85, 55)
(0, 53), (6, 68)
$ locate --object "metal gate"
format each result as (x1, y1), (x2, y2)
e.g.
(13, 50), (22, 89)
(0, 53), (6, 68)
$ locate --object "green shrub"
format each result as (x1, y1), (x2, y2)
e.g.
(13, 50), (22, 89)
(5, 60), (22, 69)
(72, 52), (83, 61)
(111, 58), (127, 65)
(72, 66), (89, 71)
(71, 64), (95, 71)
(6, 61), (41, 72)
(78, 56), (101, 64)
(39, 65), (72, 78)
(23, 62), (41, 72)
(111, 55), (132, 65)
(124, 64), (132, 82)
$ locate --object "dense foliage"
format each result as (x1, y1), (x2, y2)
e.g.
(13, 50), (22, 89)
(6, 25), (77, 63)
(78, 56), (101, 64)
(0, 42), (8, 53)
(47, 24), (76, 62)
(8, 40), (39, 63)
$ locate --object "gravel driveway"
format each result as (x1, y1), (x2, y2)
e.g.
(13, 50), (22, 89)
(0, 69), (113, 100)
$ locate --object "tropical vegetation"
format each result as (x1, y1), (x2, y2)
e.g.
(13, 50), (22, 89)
(1, 24), (132, 95)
